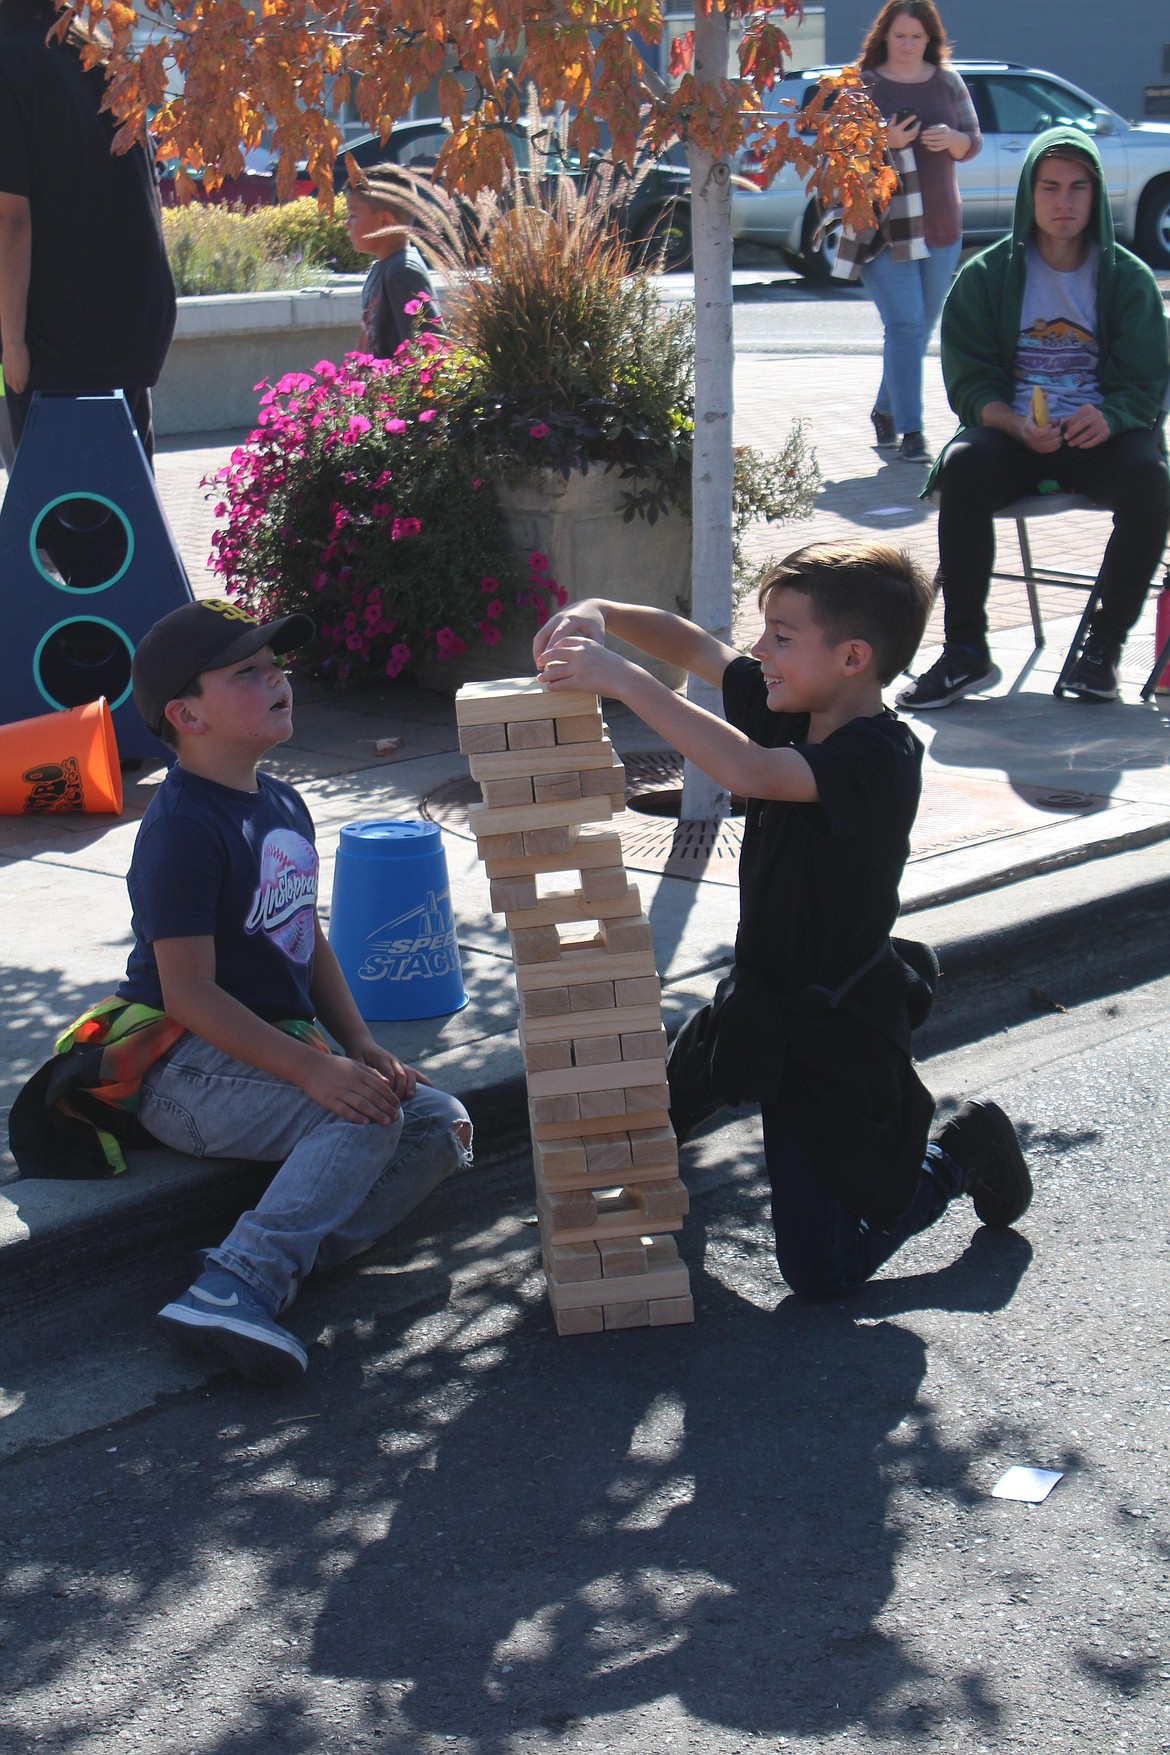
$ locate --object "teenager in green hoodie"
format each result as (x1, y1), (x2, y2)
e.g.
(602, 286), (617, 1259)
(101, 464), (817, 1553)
(898, 127), (1170, 709)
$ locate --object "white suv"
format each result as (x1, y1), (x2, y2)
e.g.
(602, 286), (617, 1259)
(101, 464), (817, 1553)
(732, 62), (1170, 278)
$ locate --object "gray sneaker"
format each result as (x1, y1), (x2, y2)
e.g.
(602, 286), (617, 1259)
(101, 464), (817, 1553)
(1060, 636), (1121, 701)
(895, 647), (1001, 711)
(159, 1268), (308, 1385)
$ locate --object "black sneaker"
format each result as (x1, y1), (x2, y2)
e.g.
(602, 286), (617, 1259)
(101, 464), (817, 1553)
(895, 646), (1001, 711)
(1061, 635), (1121, 701)
(933, 1100), (1033, 1229)
(871, 408), (897, 448)
(898, 430), (932, 463)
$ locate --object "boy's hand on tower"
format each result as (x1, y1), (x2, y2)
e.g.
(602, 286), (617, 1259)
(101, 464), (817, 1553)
(532, 603), (606, 666)
(537, 636), (632, 699)
(298, 1052), (405, 1125)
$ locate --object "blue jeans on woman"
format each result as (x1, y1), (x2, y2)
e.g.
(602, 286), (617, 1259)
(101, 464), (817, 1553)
(140, 1034), (472, 1314)
(862, 240), (961, 435)
(761, 1101), (963, 1300)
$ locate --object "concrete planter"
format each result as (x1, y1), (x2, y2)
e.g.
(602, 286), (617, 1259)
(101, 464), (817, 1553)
(415, 466), (692, 691)
(152, 285), (364, 436)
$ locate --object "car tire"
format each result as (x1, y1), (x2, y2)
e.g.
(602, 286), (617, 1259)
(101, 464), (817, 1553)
(799, 201), (841, 282)
(1135, 177), (1170, 270)
(634, 202), (692, 273)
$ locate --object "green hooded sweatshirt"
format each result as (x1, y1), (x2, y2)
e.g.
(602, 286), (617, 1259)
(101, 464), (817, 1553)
(923, 126), (1169, 497)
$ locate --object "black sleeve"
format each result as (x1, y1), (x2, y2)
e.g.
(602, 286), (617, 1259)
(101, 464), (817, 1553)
(127, 816), (226, 943)
(797, 717), (916, 842)
(0, 49), (32, 198)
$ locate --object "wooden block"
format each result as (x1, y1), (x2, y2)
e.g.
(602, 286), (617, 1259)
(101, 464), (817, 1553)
(631, 1177), (690, 1221)
(532, 1107), (669, 1141)
(537, 1185), (599, 1228)
(526, 1058), (669, 1099)
(517, 948), (657, 992)
(506, 718), (556, 750)
(554, 1304), (605, 1335)
(480, 775), (534, 809)
(569, 981), (615, 1012)
(579, 1089), (626, 1120)
(534, 1140), (588, 1179)
(637, 1084), (671, 1112)
(524, 1039), (573, 1074)
(579, 866), (632, 902)
(542, 1208), (681, 1247)
(621, 1029), (668, 1061)
(522, 825), (581, 856)
(615, 976), (661, 1007)
(533, 771), (582, 803)
(630, 1126), (680, 1168)
(468, 740), (619, 781)
(456, 678), (597, 726)
(483, 831), (623, 881)
(573, 1034), (622, 1067)
(604, 1301), (651, 1330)
(555, 713), (605, 743)
(521, 1001), (662, 1045)
(504, 885), (641, 931)
(649, 1294), (694, 1327)
(646, 1236), (681, 1266)
(458, 722), (508, 755)
(477, 831), (526, 861)
(599, 916), (654, 955)
(520, 986), (571, 1018)
(547, 1258), (690, 1310)
(544, 1242), (602, 1283)
(580, 763), (627, 798)
(530, 1092), (581, 1126)
(489, 876), (538, 913)
(468, 796), (610, 839)
(599, 1235), (648, 1277)
(584, 1134), (634, 1175)
(510, 924), (565, 966)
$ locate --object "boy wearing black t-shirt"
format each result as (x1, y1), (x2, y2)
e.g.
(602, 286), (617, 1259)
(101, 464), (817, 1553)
(533, 541), (1032, 1299)
(123, 600), (471, 1383)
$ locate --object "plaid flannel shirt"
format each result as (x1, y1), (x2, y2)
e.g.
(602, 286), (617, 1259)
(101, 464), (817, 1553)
(831, 145), (927, 281)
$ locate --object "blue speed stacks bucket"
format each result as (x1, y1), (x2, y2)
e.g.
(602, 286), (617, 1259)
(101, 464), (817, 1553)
(328, 818), (468, 1021)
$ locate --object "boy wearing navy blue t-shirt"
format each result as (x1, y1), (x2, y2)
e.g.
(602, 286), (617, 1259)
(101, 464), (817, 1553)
(534, 542), (1032, 1299)
(124, 600), (471, 1384)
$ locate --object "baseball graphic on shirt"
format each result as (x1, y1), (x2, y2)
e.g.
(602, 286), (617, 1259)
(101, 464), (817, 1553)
(245, 830), (318, 962)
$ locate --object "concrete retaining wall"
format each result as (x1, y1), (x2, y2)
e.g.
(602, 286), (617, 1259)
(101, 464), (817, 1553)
(152, 284), (364, 437)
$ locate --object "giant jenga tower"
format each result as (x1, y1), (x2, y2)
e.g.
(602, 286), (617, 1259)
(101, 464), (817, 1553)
(455, 677), (693, 1335)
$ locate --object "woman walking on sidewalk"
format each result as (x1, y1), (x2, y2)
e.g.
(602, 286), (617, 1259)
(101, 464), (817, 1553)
(834, 1), (980, 464)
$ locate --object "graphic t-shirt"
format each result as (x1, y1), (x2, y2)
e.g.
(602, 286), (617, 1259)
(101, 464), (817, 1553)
(722, 656), (924, 994)
(1012, 241), (1103, 421)
(119, 766), (319, 1022)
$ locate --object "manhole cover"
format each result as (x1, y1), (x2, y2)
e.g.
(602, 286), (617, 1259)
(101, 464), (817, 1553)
(422, 752), (744, 885)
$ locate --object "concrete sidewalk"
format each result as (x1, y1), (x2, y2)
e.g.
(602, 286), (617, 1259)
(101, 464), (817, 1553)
(2, 347), (1168, 1319)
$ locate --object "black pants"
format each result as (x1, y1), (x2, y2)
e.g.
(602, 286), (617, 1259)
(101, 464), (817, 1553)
(936, 425), (1170, 650)
(4, 383), (156, 469)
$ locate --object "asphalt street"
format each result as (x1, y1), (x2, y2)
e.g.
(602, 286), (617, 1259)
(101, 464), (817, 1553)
(2, 949), (1166, 1754)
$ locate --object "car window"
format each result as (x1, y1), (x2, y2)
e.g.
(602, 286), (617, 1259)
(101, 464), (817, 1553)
(394, 129), (449, 169)
(981, 74), (1096, 135)
(958, 75), (993, 135)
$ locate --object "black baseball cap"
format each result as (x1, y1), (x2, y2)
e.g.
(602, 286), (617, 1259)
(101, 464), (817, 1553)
(132, 599), (315, 734)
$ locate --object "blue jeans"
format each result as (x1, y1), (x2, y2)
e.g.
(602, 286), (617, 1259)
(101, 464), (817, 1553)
(140, 1034), (472, 1313)
(761, 1101), (962, 1300)
(861, 241), (961, 435)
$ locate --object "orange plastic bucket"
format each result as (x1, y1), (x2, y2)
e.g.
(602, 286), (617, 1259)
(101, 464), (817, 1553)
(0, 697), (123, 816)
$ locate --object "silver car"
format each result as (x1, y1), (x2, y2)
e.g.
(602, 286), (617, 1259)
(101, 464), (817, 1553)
(731, 62), (1170, 278)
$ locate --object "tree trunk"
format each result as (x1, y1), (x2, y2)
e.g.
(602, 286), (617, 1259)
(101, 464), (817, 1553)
(680, 2), (734, 824)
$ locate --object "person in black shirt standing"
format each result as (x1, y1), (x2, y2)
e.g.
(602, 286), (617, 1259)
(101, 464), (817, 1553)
(0, 0), (175, 464)
(534, 541), (1033, 1300)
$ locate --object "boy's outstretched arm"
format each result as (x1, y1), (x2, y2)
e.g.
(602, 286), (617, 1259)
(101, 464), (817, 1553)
(537, 638), (818, 805)
(534, 598), (737, 689)
(153, 933), (407, 1126)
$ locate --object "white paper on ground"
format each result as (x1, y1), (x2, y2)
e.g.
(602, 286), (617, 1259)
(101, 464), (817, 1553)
(991, 1465), (1064, 1503)
(868, 505), (916, 517)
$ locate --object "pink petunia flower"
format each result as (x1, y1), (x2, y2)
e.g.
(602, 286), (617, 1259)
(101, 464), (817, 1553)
(529, 552), (550, 572)
(529, 422), (550, 439)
